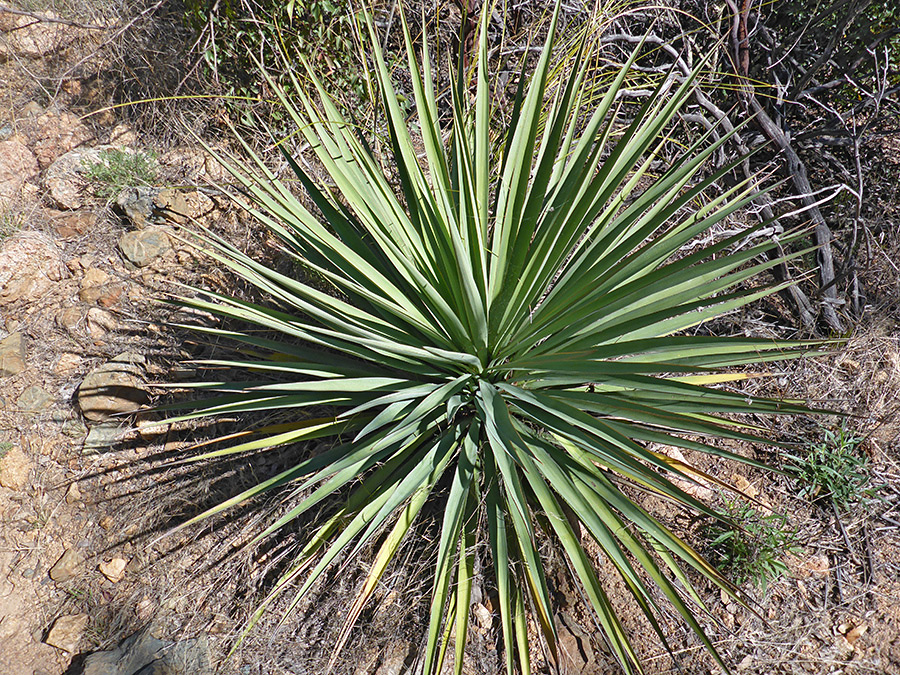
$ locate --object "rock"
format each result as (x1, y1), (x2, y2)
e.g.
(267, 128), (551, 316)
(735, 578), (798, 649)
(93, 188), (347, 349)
(43, 147), (90, 210)
(182, 189), (216, 221)
(0, 11), (82, 59)
(44, 145), (117, 210)
(17, 385), (53, 411)
(78, 354), (148, 422)
(0, 331), (25, 376)
(49, 548), (83, 582)
(137, 419), (167, 440)
(44, 613), (88, 653)
(82, 628), (166, 675)
(0, 232), (66, 306)
(154, 188), (190, 224)
(98, 557), (128, 582)
(62, 418), (87, 438)
(65, 482), (81, 503)
(732, 473), (760, 498)
(846, 623), (868, 646)
(56, 306), (83, 333)
(48, 209), (96, 239)
(44, 161), (86, 209)
(115, 186), (156, 228)
(32, 110), (94, 169)
(78, 267), (123, 307)
(119, 227), (171, 267)
(109, 123), (136, 146)
(82, 626), (212, 675)
(473, 602), (492, 630)
(556, 621), (593, 673)
(116, 186), (196, 228)
(0, 140), (39, 206)
(82, 422), (126, 453)
(0, 445), (32, 489)
(86, 307), (118, 342)
(160, 146), (229, 183)
(54, 352), (82, 375)
(82, 267), (110, 287)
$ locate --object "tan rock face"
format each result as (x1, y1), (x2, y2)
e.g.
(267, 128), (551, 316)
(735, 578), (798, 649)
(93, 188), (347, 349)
(54, 352), (82, 375)
(0, 331), (25, 376)
(32, 111), (94, 168)
(84, 266), (110, 287)
(49, 548), (83, 582)
(98, 557), (128, 583)
(56, 306), (83, 333)
(0, 232), (66, 306)
(43, 147), (91, 210)
(78, 266), (123, 306)
(48, 209), (96, 239)
(44, 613), (88, 653)
(0, 140), (39, 207)
(119, 227), (171, 267)
(85, 307), (118, 342)
(109, 123), (136, 146)
(78, 354), (148, 421)
(153, 188), (190, 224)
(0, 11), (82, 59)
(0, 445), (32, 489)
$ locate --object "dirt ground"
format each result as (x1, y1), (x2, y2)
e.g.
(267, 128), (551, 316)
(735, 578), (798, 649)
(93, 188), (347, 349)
(1, 4), (899, 675)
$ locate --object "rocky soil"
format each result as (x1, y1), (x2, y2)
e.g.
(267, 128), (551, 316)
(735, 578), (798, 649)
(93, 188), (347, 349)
(0, 9), (238, 674)
(1, 5), (899, 675)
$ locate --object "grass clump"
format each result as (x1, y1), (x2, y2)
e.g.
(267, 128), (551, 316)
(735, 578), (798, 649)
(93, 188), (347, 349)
(703, 500), (800, 589)
(82, 148), (157, 200)
(786, 425), (873, 509)
(0, 210), (25, 241)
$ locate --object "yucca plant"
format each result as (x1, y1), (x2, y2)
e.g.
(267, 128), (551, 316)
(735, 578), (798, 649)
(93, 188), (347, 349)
(167, 2), (825, 673)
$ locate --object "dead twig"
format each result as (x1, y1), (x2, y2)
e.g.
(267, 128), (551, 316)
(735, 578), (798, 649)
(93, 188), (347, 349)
(725, 0), (845, 333)
(602, 30), (819, 331)
(50, 0), (167, 95)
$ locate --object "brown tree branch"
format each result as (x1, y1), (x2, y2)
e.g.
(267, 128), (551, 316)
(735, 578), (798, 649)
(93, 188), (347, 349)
(724, 0), (845, 333)
(602, 31), (819, 331)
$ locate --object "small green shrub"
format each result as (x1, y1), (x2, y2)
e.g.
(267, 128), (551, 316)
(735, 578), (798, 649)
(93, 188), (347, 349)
(786, 425), (872, 509)
(82, 148), (158, 199)
(703, 500), (799, 589)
